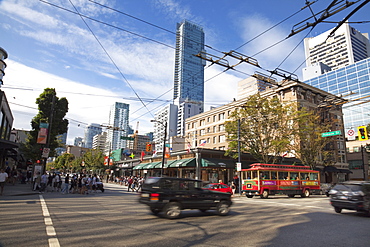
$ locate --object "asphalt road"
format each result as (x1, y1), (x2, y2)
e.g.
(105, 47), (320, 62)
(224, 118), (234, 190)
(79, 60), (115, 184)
(0, 183), (369, 247)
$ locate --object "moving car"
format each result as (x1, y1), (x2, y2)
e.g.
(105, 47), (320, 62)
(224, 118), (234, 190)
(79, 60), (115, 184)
(138, 177), (232, 219)
(203, 183), (233, 194)
(329, 181), (370, 215)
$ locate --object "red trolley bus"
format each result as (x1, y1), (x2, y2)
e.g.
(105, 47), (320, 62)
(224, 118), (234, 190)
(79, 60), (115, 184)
(241, 163), (320, 198)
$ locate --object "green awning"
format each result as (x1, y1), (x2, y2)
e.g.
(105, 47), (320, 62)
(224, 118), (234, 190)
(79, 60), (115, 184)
(169, 158), (196, 167)
(201, 158), (236, 168)
(144, 162), (161, 169)
(163, 160), (178, 168)
(133, 163), (147, 170)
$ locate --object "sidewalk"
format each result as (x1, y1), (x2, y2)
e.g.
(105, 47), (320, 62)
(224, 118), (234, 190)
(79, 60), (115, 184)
(0, 182), (40, 197)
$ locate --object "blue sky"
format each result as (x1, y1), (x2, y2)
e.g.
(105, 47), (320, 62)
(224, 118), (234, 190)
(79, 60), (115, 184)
(0, 0), (369, 144)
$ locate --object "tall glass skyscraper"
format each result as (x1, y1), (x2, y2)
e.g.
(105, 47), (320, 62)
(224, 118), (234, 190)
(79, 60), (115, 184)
(304, 57), (370, 134)
(108, 102), (129, 151)
(173, 20), (206, 104)
(84, 123), (102, 149)
(171, 20), (206, 137)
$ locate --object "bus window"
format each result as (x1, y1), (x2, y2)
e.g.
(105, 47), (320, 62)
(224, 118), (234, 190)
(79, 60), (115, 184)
(260, 171), (270, 179)
(290, 172), (299, 180)
(278, 172), (288, 180)
(252, 171), (258, 179)
(271, 171), (277, 180)
(309, 173), (318, 180)
(301, 173), (309, 180)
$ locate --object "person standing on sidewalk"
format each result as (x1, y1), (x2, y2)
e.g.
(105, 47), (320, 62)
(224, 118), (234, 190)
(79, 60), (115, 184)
(61, 174), (70, 194)
(0, 169), (9, 195)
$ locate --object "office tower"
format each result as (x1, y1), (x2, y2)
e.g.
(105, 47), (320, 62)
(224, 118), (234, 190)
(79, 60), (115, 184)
(74, 137), (84, 147)
(174, 20), (205, 104)
(0, 47), (7, 85)
(303, 23), (370, 80)
(153, 104), (178, 152)
(304, 57), (370, 134)
(107, 102), (129, 151)
(84, 123), (102, 149)
(173, 20), (206, 136)
(237, 75), (276, 100)
(55, 133), (67, 156)
(92, 132), (106, 150)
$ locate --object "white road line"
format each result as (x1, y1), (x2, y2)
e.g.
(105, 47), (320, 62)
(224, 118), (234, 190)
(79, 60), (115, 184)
(49, 238), (60, 247)
(39, 195), (60, 247)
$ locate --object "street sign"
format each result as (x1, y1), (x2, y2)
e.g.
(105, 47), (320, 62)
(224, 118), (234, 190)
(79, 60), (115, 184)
(236, 162), (242, 172)
(347, 129), (356, 141)
(321, 130), (341, 137)
(42, 148), (50, 158)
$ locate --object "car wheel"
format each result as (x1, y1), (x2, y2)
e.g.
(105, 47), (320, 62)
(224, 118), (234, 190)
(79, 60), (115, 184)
(288, 194), (295, 198)
(334, 207), (342, 213)
(260, 190), (269, 199)
(163, 202), (181, 219)
(246, 195), (253, 198)
(301, 189), (310, 198)
(216, 201), (230, 216)
(150, 208), (161, 215)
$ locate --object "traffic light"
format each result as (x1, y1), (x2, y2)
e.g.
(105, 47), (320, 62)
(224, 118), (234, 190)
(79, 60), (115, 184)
(358, 126), (368, 141)
(146, 143), (152, 152)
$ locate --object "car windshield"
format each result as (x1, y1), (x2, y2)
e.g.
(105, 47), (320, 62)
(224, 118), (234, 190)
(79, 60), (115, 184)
(203, 184), (214, 189)
(334, 184), (362, 192)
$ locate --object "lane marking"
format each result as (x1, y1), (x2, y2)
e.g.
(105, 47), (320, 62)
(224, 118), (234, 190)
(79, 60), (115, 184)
(39, 195), (60, 247)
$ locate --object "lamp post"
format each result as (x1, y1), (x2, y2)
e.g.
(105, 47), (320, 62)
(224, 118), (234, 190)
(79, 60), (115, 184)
(151, 119), (167, 177)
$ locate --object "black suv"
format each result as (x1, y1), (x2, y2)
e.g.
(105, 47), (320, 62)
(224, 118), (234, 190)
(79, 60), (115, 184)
(138, 177), (232, 219)
(329, 181), (370, 215)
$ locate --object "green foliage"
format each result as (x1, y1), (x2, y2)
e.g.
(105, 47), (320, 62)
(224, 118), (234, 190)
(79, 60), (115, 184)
(225, 94), (297, 164)
(289, 108), (336, 169)
(47, 149), (105, 173)
(22, 88), (69, 162)
(54, 153), (75, 170)
(81, 149), (105, 170)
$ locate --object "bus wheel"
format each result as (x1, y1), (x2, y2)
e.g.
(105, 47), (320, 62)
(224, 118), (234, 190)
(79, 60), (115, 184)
(260, 190), (269, 199)
(301, 189), (310, 198)
(246, 195), (253, 198)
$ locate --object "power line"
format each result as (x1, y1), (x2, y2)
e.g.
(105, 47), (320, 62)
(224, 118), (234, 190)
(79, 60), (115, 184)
(2, 86), (171, 103)
(234, 1), (314, 51)
(87, 0), (223, 54)
(67, 0), (155, 120)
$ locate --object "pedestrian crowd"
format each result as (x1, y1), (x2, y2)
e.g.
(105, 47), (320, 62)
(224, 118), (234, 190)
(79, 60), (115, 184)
(0, 165), (145, 196)
(107, 175), (144, 192)
(32, 172), (105, 195)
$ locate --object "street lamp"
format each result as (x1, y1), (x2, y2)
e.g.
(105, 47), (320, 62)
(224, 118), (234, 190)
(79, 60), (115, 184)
(151, 119), (167, 177)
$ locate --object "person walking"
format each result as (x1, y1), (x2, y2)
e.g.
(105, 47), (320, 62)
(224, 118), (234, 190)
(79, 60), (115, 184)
(61, 174), (70, 194)
(127, 177), (133, 192)
(40, 172), (48, 193)
(0, 169), (9, 196)
(33, 172), (41, 191)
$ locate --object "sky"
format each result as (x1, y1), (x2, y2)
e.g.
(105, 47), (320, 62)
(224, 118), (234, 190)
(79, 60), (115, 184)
(0, 0), (370, 145)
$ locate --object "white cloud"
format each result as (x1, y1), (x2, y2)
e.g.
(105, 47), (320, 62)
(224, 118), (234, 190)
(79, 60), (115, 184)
(2, 60), (162, 144)
(236, 14), (305, 79)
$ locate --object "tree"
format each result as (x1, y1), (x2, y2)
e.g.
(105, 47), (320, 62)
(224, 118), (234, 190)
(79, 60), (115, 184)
(54, 153), (75, 171)
(225, 94), (297, 164)
(82, 149), (105, 171)
(21, 88), (69, 162)
(289, 107), (337, 170)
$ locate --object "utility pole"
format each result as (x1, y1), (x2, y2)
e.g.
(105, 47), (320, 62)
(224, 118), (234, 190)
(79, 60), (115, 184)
(43, 94), (55, 173)
(237, 119), (242, 195)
